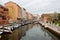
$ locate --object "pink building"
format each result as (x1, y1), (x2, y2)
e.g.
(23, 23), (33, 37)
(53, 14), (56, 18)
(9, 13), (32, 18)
(27, 12), (33, 21)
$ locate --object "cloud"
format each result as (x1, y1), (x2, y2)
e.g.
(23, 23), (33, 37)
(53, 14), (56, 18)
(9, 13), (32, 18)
(25, 0), (60, 14)
(1, 0), (60, 14)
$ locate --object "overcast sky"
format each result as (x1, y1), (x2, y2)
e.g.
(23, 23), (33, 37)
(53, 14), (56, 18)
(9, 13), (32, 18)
(0, 0), (60, 15)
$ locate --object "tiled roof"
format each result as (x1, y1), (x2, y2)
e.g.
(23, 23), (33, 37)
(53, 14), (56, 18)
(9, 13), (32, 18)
(5, 1), (21, 9)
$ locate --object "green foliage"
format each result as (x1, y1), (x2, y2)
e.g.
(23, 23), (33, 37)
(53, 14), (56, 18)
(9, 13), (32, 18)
(54, 22), (60, 26)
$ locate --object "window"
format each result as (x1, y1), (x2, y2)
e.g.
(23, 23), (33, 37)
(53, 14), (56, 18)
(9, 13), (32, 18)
(0, 14), (2, 17)
(1, 6), (4, 9)
(4, 9), (8, 11)
(2, 16), (6, 20)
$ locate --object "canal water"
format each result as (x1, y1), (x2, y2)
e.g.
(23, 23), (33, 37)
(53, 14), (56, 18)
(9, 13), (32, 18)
(0, 24), (59, 40)
(20, 24), (59, 40)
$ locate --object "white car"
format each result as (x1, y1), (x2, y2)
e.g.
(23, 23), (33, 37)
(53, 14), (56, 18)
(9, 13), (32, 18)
(3, 29), (12, 33)
(0, 26), (3, 29)
(13, 24), (21, 28)
(0, 29), (3, 34)
(4, 25), (14, 31)
(0, 32), (3, 34)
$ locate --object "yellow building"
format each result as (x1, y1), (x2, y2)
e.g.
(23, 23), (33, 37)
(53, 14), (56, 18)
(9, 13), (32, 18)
(5, 1), (22, 23)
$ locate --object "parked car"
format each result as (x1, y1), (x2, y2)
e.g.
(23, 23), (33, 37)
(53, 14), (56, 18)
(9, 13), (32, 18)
(27, 21), (32, 24)
(0, 29), (3, 34)
(3, 29), (12, 34)
(0, 26), (3, 29)
(13, 24), (21, 28)
(24, 21), (30, 25)
(3, 24), (14, 31)
(21, 22), (24, 26)
(0, 31), (3, 34)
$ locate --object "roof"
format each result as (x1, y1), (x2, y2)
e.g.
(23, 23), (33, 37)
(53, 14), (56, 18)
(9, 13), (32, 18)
(0, 5), (8, 10)
(5, 1), (21, 9)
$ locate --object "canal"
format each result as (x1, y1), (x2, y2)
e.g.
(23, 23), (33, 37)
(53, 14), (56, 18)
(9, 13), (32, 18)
(20, 24), (59, 40)
(0, 23), (59, 40)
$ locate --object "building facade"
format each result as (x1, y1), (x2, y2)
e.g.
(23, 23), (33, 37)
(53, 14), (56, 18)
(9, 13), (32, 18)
(27, 12), (34, 21)
(0, 5), (9, 25)
(21, 8), (27, 22)
(5, 1), (22, 23)
(41, 14), (52, 23)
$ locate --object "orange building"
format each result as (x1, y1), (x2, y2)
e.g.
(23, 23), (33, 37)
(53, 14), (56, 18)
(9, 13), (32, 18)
(0, 5), (9, 25)
(5, 1), (22, 23)
(41, 14), (52, 23)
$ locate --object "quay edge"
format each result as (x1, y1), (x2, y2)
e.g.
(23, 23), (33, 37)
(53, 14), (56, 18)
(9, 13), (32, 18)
(39, 22), (60, 39)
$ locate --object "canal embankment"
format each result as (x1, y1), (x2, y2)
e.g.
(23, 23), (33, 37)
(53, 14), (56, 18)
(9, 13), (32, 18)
(39, 21), (60, 39)
(0, 21), (36, 40)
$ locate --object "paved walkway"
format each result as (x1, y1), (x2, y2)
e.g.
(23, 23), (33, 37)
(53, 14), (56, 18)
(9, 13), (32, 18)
(39, 21), (60, 34)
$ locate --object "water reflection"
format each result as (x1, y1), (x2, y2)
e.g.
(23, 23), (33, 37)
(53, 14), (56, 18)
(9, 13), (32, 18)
(20, 24), (59, 40)
(0, 28), (19, 40)
(0, 33), (9, 40)
(0, 24), (59, 40)
(27, 24), (34, 29)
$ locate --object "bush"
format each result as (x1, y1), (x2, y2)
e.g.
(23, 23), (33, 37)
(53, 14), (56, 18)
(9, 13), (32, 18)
(55, 22), (60, 26)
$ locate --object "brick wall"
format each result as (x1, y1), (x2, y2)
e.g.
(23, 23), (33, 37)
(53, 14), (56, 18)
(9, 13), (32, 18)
(0, 5), (9, 25)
